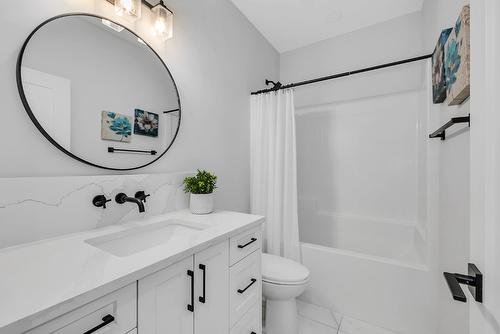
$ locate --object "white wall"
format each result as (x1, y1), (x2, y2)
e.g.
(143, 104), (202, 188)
(280, 11), (424, 84)
(421, 1), (471, 333)
(0, 0), (279, 212)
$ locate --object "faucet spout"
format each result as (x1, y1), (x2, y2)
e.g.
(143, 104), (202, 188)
(115, 193), (145, 213)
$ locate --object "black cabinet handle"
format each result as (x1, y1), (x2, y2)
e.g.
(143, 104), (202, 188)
(237, 278), (257, 294)
(238, 238), (257, 249)
(199, 264), (206, 303)
(83, 314), (115, 334)
(251, 332), (256, 334)
(187, 270), (194, 312)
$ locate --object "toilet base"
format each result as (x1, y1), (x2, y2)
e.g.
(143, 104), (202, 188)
(265, 298), (299, 334)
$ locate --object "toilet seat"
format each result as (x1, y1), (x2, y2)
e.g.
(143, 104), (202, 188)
(262, 277), (309, 286)
(262, 253), (310, 285)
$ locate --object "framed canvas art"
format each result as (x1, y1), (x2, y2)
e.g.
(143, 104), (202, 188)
(101, 111), (132, 142)
(134, 109), (159, 137)
(432, 28), (452, 103)
(444, 5), (470, 106)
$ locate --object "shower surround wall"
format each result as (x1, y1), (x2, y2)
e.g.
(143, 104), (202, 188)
(294, 60), (437, 334)
(281, 4), (469, 333)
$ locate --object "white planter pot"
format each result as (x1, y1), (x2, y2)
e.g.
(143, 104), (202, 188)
(189, 193), (214, 215)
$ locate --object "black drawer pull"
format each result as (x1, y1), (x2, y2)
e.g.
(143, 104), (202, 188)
(187, 270), (195, 312)
(237, 278), (257, 294)
(238, 238), (257, 249)
(251, 332), (256, 334)
(199, 264), (206, 303)
(83, 314), (115, 334)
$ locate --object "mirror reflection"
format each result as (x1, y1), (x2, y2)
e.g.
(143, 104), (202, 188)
(19, 14), (180, 170)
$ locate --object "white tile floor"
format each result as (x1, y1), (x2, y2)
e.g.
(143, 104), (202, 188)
(296, 300), (400, 334)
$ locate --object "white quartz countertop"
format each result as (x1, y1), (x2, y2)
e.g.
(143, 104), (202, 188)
(0, 210), (264, 333)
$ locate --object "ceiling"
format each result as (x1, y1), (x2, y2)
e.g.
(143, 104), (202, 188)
(231, 0), (424, 53)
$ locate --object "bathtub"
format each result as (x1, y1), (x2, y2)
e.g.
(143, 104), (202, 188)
(298, 210), (441, 334)
(299, 210), (427, 267)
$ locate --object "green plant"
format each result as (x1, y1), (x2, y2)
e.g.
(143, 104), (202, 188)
(183, 170), (217, 194)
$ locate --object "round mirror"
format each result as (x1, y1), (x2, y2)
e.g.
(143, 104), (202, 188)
(17, 14), (181, 170)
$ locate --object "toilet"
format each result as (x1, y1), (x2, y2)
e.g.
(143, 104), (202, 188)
(262, 253), (310, 334)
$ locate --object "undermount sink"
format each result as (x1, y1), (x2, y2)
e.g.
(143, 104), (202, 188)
(85, 219), (209, 257)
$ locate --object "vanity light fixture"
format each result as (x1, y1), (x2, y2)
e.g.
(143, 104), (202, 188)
(105, 0), (174, 40)
(151, 0), (173, 40)
(114, 0), (142, 20)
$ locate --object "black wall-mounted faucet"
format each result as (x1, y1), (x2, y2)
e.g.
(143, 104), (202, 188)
(115, 193), (145, 213)
(135, 191), (151, 202)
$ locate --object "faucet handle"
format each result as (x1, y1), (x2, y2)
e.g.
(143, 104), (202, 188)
(135, 191), (151, 202)
(93, 195), (111, 209)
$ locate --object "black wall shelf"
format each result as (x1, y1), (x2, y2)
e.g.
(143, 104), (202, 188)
(429, 115), (470, 140)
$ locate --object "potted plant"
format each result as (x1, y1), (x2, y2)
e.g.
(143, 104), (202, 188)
(183, 170), (217, 214)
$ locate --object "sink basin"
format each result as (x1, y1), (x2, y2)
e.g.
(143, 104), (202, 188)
(85, 219), (208, 257)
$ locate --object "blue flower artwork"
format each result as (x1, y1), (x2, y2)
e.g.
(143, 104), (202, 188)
(445, 39), (461, 90)
(443, 5), (470, 105)
(432, 28), (452, 103)
(101, 111), (133, 142)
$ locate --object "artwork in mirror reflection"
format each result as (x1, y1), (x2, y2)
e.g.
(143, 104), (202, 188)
(101, 111), (133, 142)
(134, 109), (159, 137)
(18, 14), (180, 170)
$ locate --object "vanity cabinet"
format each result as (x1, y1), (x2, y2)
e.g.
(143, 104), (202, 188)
(25, 283), (137, 334)
(138, 227), (262, 334)
(138, 241), (229, 334)
(20, 225), (262, 334)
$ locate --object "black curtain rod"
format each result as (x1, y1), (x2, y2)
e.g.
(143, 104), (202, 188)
(251, 53), (434, 95)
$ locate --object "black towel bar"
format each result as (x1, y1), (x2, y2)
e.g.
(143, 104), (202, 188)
(429, 115), (470, 140)
(108, 147), (157, 155)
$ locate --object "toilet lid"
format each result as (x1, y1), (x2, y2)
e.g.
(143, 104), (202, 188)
(261, 253), (310, 284)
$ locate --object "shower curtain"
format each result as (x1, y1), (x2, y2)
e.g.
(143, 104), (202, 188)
(250, 89), (300, 261)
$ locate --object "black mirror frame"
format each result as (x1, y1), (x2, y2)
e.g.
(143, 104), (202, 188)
(16, 13), (181, 171)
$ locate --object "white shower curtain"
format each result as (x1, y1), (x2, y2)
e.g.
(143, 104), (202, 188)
(250, 89), (300, 261)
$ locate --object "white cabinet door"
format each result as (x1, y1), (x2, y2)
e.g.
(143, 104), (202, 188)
(138, 256), (194, 334)
(194, 241), (230, 334)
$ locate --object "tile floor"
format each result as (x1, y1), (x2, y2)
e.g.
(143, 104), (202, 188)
(296, 300), (400, 334)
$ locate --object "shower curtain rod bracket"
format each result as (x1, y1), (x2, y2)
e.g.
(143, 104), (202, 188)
(265, 79), (282, 91)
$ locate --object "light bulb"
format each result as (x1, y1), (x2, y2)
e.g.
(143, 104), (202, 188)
(152, 1), (173, 40)
(114, 0), (141, 20)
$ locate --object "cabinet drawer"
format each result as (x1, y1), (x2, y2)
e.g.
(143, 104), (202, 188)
(230, 250), (261, 327)
(230, 301), (261, 334)
(26, 283), (137, 334)
(230, 226), (261, 266)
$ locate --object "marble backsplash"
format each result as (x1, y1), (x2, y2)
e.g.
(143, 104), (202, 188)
(0, 172), (193, 249)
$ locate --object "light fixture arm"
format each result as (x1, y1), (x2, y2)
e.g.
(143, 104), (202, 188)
(106, 0), (174, 15)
